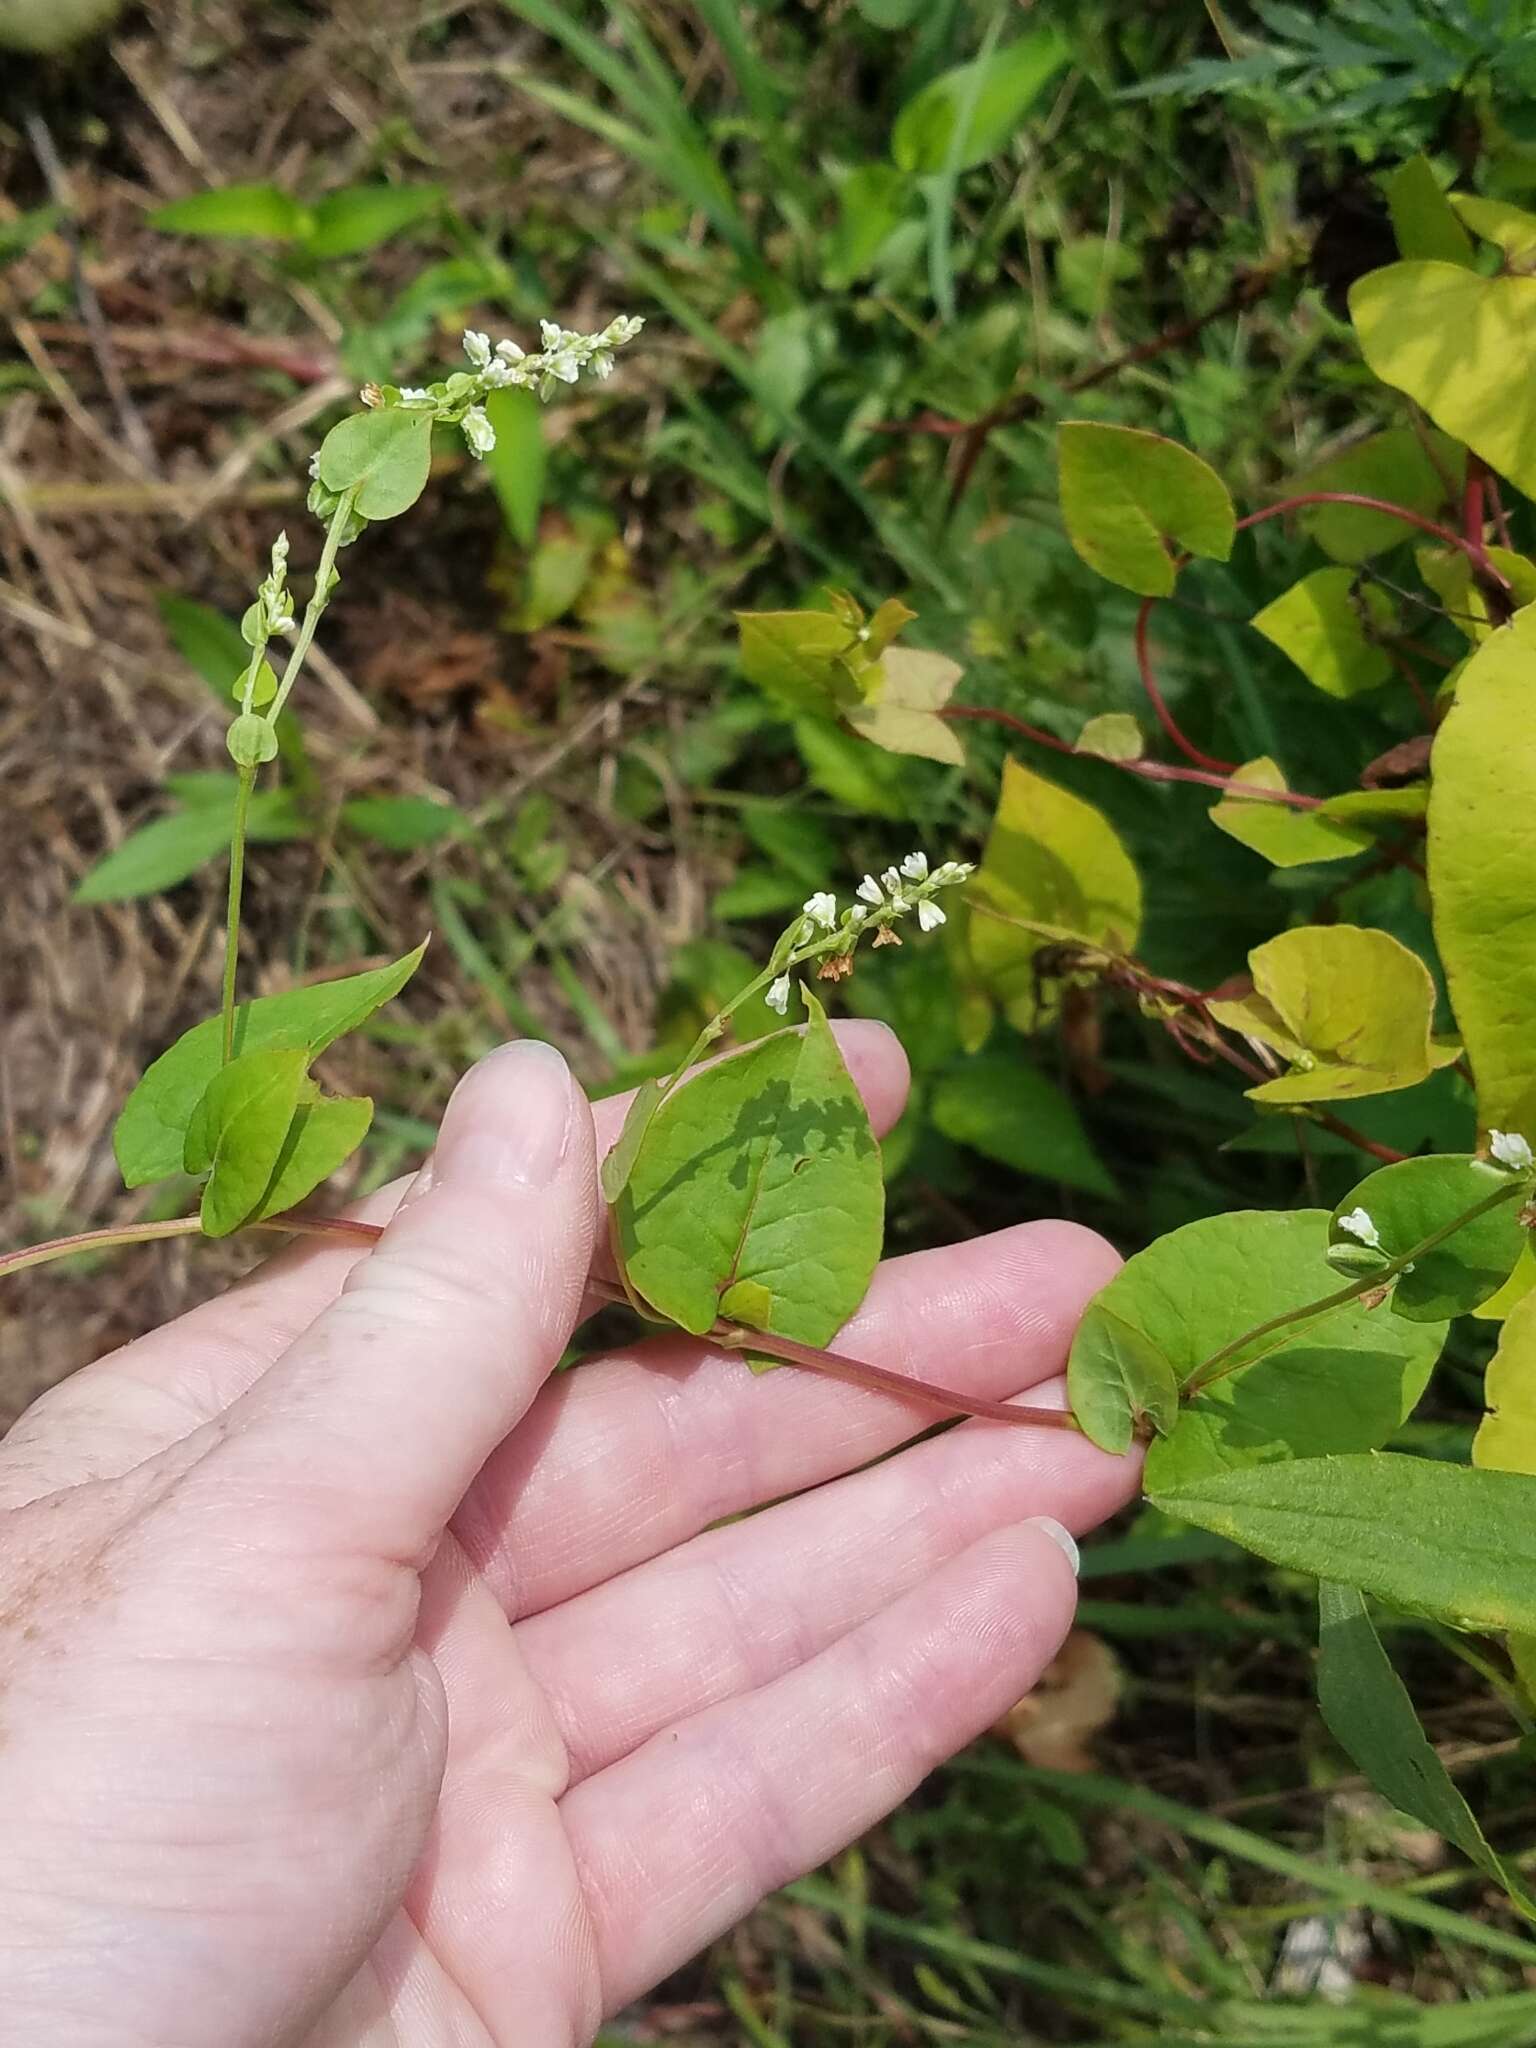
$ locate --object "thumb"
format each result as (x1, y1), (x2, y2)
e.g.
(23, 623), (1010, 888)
(199, 1039), (599, 1560)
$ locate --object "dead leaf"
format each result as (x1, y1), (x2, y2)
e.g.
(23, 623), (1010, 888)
(992, 1630), (1122, 1772)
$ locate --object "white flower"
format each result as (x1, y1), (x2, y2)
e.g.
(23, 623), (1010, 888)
(1490, 1130), (1534, 1173)
(932, 860), (973, 886)
(461, 407), (496, 458)
(308, 451), (322, 479)
(482, 358), (515, 388)
(848, 904), (868, 924)
(880, 867), (902, 893)
(463, 330), (492, 368)
(271, 531), (290, 570)
(856, 875), (884, 906)
(540, 319), (566, 352)
(900, 851), (929, 882)
(917, 899), (946, 933)
(1337, 1207), (1382, 1250)
(802, 891), (838, 930)
(396, 387), (435, 407)
(495, 337), (526, 362)
(766, 974), (791, 1016)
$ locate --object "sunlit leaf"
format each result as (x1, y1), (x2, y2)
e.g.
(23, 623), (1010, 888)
(847, 646), (965, 764)
(1452, 192), (1536, 263)
(1352, 261), (1536, 499)
(149, 182), (309, 243)
(1386, 157), (1476, 266)
(1151, 1453), (1536, 1635)
(1417, 544), (1536, 643)
(616, 992), (884, 1345)
(1250, 567), (1395, 698)
(1058, 422), (1235, 597)
(115, 942), (426, 1188)
(1476, 1289), (1536, 1476)
(1209, 925), (1457, 1104)
(1209, 758), (1374, 868)
(736, 608), (870, 716)
(1427, 614), (1536, 1137)
(246, 1089), (374, 1221)
(1075, 712), (1143, 762)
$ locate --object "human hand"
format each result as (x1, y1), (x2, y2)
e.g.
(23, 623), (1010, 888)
(0, 1024), (1137, 2047)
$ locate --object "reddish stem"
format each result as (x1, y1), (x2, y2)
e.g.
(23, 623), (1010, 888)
(939, 705), (1321, 807)
(1487, 472), (1514, 551)
(1134, 597), (1237, 774)
(1235, 492), (1510, 580)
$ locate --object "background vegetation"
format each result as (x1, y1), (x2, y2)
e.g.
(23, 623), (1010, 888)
(5, 1), (1536, 2039)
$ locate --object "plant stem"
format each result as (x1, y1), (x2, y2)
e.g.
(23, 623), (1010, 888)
(220, 761), (256, 1064)
(1134, 598), (1236, 774)
(1186, 1180), (1527, 1394)
(1, 1212), (1075, 1435)
(267, 488), (358, 726)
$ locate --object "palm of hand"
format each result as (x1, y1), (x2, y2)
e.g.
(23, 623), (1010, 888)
(0, 1027), (1132, 2048)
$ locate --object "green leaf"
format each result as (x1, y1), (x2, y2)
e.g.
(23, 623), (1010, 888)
(1417, 544), (1536, 643)
(1150, 1454), (1536, 1635)
(823, 163), (913, 287)
(600, 1076), (664, 1205)
(1088, 1211), (1443, 1493)
(615, 993), (884, 1345)
(737, 609), (869, 716)
(1058, 422), (1235, 598)
(303, 183), (442, 259)
(317, 409), (434, 520)
(1208, 925), (1457, 1104)
(184, 1047), (309, 1238)
(891, 30), (1069, 175)
(855, 0), (924, 24)
(156, 593), (250, 705)
(482, 386), (546, 547)
(1075, 712), (1143, 762)
(1250, 567), (1395, 698)
(149, 182), (309, 243)
(1209, 757), (1374, 869)
(1068, 1303), (1180, 1456)
(246, 1089), (374, 1221)
(966, 757), (1142, 1031)
(1293, 426), (1463, 565)
(1351, 262), (1536, 501)
(846, 646), (965, 764)
(1386, 157), (1476, 267)
(1475, 1288), (1536, 1475)
(1427, 615), (1536, 1137)
(1329, 1156), (1526, 1321)
(115, 942), (426, 1189)
(931, 1050), (1116, 1199)
(74, 786), (304, 903)
(341, 794), (464, 850)
(1317, 1582), (1530, 1906)
(794, 717), (912, 819)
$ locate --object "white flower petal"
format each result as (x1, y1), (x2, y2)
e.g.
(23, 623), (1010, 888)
(1337, 1207), (1382, 1250)
(766, 975), (791, 1016)
(900, 851), (929, 882)
(1490, 1130), (1534, 1173)
(802, 891), (838, 930)
(856, 875), (884, 906)
(917, 899), (946, 932)
(463, 329), (492, 368)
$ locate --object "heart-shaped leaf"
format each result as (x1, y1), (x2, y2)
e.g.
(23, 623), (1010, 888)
(1209, 758), (1375, 869)
(317, 408), (434, 520)
(1058, 422), (1235, 597)
(1077, 1210), (1442, 1491)
(615, 992), (884, 1345)
(184, 1047), (309, 1238)
(1250, 567), (1396, 698)
(1328, 1155), (1526, 1322)
(1067, 1302), (1180, 1455)
(846, 647), (965, 764)
(115, 942), (426, 1188)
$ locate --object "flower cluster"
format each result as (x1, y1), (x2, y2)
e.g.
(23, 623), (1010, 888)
(365, 316), (645, 464)
(239, 531), (294, 659)
(1490, 1129), (1534, 1174)
(765, 851), (974, 1014)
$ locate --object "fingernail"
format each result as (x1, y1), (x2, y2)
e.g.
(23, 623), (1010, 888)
(1024, 1516), (1080, 1576)
(433, 1039), (574, 1190)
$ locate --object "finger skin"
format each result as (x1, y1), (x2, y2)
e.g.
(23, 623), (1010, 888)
(562, 1521), (1080, 2013)
(181, 1040), (600, 1561)
(517, 1371), (1139, 1781)
(455, 1218), (1123, 1616)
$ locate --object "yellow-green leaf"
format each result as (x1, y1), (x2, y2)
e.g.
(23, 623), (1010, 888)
(1427, 614), (1536, 1137)
(1075, 712), (1143, 761)
(1058, 422), (1235, 597)
(247, 1090), (374, 1222)
(1210, 925), (1456, 1104)
(1417, 544), (1536, 643)
(965, 757), (1142, 1031)
(737, 609), (870, 716)
(1476, 1289), (1536, 1476)
(1250, 567), (1395, 698)
(1473, 1243), (1536, 1324)
(1452, 193), (1536, 264)
(1210, 758), (1374, 868)
(846, 646), (965, 764)
(1351, 261), (1536, 500)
